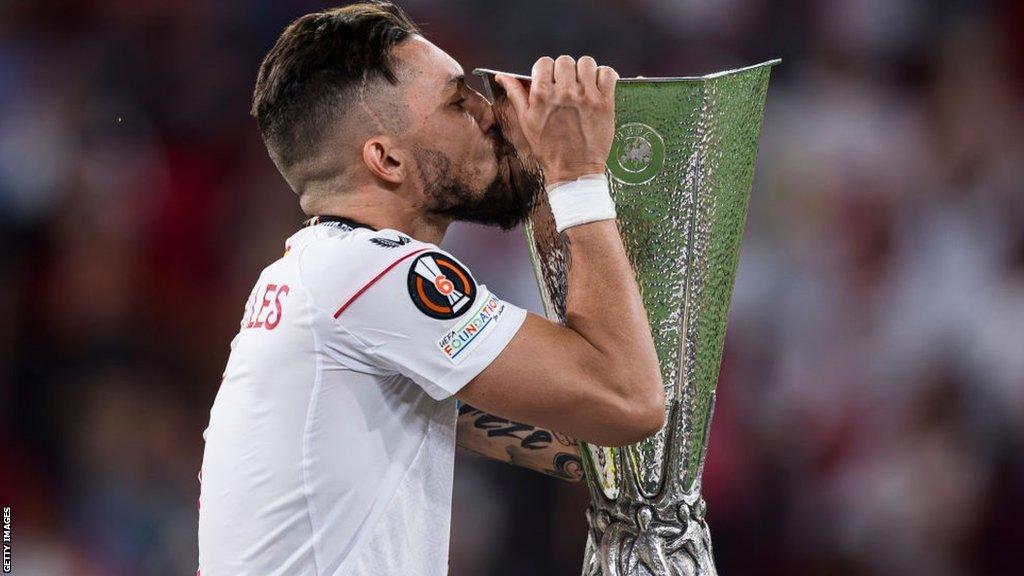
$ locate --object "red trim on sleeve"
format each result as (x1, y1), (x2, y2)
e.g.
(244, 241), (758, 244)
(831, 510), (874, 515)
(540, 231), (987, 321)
(333, 247), (429, 318)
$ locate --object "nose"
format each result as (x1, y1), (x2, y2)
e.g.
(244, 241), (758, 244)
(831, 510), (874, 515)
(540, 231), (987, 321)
(465, 88), (495, 134)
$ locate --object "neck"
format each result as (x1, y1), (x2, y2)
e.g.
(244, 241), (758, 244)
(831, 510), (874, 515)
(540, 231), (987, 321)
(300, 182), (450, 246)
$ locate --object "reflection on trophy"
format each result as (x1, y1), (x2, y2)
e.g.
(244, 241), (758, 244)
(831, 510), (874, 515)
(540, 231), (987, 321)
(476, 60), (779, 576)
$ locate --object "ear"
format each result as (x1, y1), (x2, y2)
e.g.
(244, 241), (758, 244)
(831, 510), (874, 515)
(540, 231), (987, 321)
(361, 136), (406, 185)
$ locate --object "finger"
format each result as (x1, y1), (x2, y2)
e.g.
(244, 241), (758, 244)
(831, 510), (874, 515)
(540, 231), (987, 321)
(494, 74), (529, 117)
(531, 57), (554, 89)
(577, 56), (598, 97)
(553, 55), (578, 93)
(530, 56), (554, 107)
(597, 65), (619, 97)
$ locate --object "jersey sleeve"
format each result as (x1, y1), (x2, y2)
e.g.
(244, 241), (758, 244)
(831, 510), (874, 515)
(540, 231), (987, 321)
(299, 232), (527, 400)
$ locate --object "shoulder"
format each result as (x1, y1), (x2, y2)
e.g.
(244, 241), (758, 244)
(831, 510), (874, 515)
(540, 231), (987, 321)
(296, 224), (476, 320)
(298, 225), (422, 274)
(386, 247), (480, 321)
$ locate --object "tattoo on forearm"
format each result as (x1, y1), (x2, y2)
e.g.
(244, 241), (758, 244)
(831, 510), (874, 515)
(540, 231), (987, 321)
(552, 431), (574, 447)
(460, 404), (554, 450)
(475, 414), (538, 444)
(459, 403), (583, 481)
(504, 445), (583, 482)
(552, 452), (584, 480)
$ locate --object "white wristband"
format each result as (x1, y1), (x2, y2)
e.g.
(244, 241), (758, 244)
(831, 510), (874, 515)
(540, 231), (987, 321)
(545, 173), (617, 232)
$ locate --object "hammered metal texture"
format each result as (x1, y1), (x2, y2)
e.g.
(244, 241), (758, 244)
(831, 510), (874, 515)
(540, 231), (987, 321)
(475, 60), (777, 576)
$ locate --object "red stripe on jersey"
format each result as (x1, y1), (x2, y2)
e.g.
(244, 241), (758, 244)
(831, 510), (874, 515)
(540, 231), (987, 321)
(333, 247), (429, 318)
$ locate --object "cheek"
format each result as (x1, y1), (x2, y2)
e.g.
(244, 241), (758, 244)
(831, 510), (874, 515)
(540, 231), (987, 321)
(460, 129), (496, 174)
(429, 115), (497, 179)
(442, 120), (480, 157)
(455, 115), (489, 155)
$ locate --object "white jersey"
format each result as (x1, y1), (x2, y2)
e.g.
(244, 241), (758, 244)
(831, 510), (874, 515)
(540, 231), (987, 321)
(197, 217), (527, 576)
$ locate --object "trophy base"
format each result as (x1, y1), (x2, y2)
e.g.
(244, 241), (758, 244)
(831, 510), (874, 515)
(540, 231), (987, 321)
(581, 486), (716, 576)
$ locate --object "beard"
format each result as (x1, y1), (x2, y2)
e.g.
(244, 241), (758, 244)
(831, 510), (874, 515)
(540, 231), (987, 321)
(416, 122), (543, 231)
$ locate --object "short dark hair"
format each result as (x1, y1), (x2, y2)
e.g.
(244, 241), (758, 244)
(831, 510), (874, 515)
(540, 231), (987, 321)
(251, 2), (421, 170)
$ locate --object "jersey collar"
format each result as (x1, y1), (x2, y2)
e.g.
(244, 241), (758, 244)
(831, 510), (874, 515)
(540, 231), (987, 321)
(303, 215), (378, 231)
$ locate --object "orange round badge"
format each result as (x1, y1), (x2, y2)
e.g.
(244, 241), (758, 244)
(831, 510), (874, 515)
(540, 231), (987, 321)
(406, 252), (476, 319)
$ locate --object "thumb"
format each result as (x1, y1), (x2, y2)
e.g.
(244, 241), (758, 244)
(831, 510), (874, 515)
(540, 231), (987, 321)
(494, 74), (528, 117)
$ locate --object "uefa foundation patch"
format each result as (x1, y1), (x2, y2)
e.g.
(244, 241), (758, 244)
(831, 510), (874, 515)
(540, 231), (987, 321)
(436, 292), (507, 364)
(407, 251), (476, 320)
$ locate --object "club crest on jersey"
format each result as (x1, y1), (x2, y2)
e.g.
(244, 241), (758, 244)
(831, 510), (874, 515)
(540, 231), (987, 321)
(369, 233), (411, 248)
(407, 251), (475, 319)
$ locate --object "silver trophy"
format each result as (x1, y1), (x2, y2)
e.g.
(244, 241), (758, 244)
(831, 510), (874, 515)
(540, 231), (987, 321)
(475, 60), (779, 575)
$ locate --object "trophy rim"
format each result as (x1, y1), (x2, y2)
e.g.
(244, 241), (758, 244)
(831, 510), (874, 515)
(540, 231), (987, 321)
(472, 58), (781, 84)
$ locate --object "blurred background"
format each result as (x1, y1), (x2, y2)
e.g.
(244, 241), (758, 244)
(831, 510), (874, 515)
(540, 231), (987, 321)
(1, 0), (1022, 574)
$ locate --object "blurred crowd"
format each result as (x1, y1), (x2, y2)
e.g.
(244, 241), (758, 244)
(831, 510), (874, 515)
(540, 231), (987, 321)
(1, 0), (1022, 575)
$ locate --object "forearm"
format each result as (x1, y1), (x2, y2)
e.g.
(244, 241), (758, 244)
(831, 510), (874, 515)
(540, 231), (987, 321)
(561, 217), (662, 402)
(456, 403), (583, 482)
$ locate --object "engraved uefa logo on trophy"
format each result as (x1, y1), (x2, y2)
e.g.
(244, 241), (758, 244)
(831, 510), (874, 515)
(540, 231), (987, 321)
(608, 122), (665, 186)
(476, 60), (779, 576)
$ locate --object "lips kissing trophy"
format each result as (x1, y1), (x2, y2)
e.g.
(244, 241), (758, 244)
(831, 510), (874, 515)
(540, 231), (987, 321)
(475, 59), (778, 576)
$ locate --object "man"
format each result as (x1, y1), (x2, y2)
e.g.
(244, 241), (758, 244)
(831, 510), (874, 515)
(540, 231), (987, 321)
(197, 2), (664, 575)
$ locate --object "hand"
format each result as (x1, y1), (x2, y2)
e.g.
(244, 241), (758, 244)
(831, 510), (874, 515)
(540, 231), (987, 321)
(494, 55), (618, 185)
